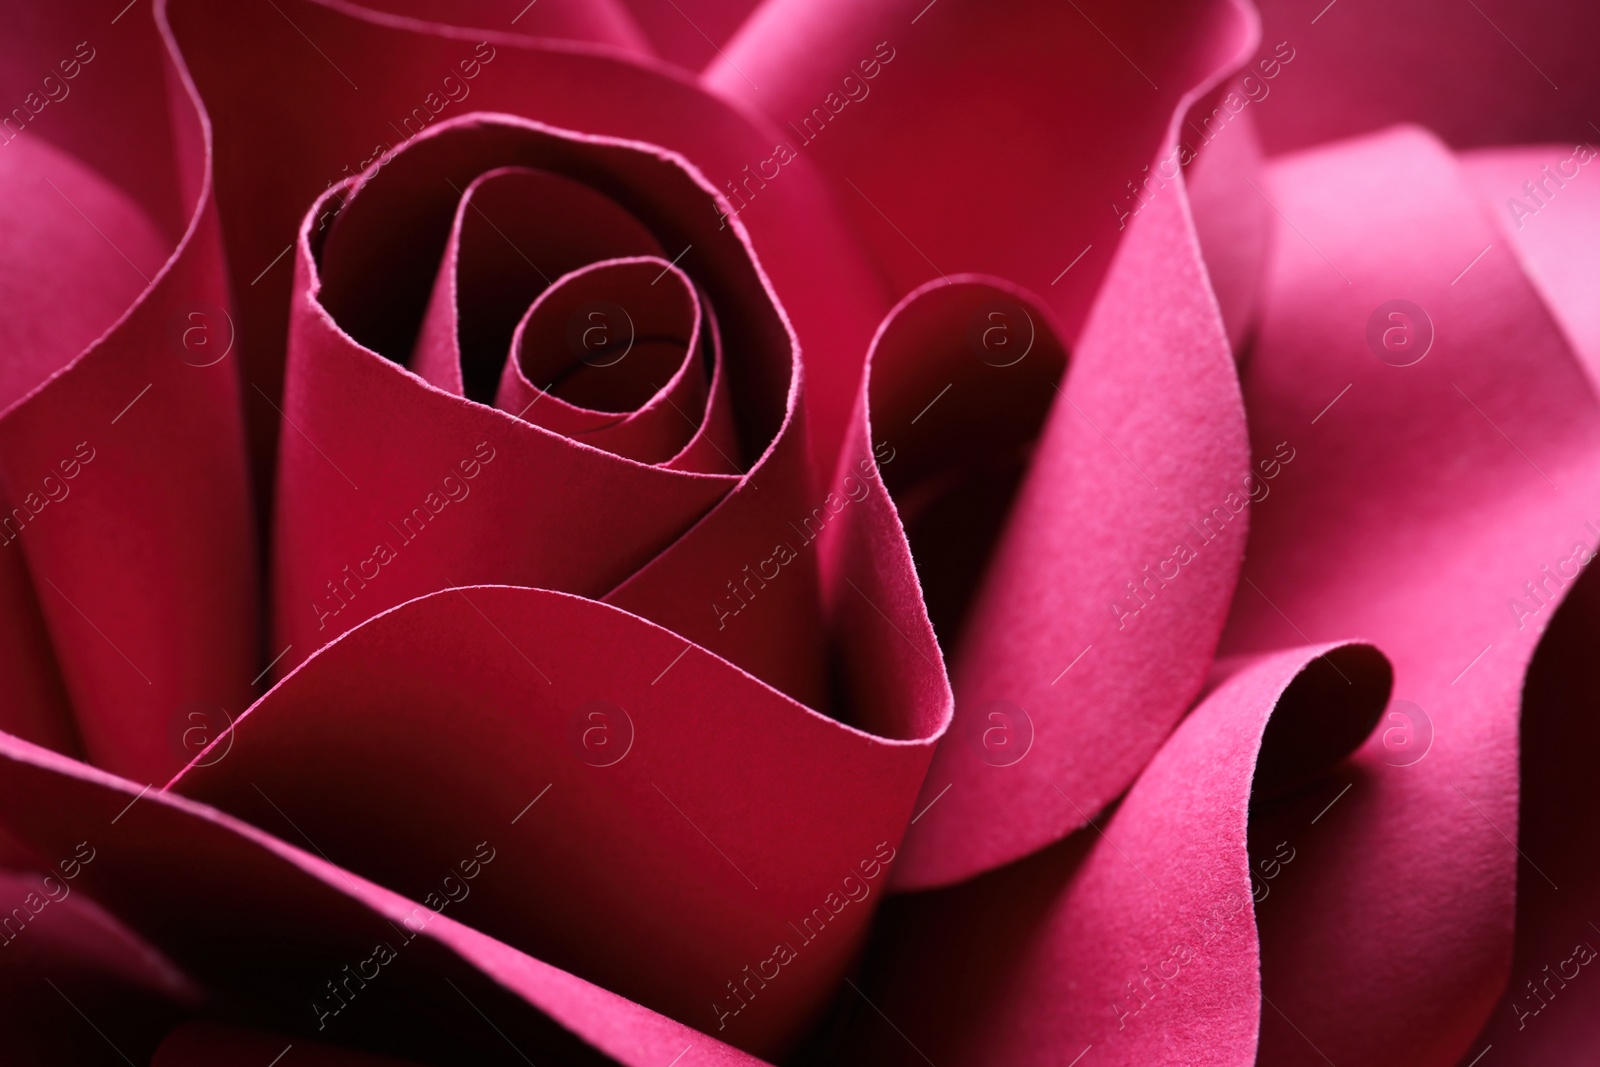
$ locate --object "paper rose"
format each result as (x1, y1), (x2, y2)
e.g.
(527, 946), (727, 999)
(1, 0), (1597, 1064)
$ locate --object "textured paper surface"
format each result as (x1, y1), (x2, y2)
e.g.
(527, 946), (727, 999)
(1, 0), (1597, 1063)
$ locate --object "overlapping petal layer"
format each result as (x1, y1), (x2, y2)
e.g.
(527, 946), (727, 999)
(0, 1), (257, 786)
(820, 644), (1389, 1066)
(170, 584), (943, 1054)
(709, 0), (1264, 887)
(1218, 127), (1600, 1066)
(0, 0), (1597, 1064)
(0, 728), (767, 1064)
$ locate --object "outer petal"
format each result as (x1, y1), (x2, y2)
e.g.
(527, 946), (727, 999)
(1450, 145), (1600, 1065)
(170, 579), (947, 1056)
(708, 0), (1261, 468)
(162, 0), (888, 492)
(0, 729), (772, 1066)
(742, 0), (1264, 884)
(820, 643), (1388, 1066)
(1220, 126), (1600, 1066)
(1452, 562), (1600, 1062)
(0, 0), (258, 782)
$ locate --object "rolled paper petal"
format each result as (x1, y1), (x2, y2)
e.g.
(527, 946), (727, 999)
(711, 0), (1263, 885)
(163, 0), (888, 496)
(1182, 98), (1270, 352)
(408, 164), (664, 399)
(15, 5), (1598, 1067)
(0, 136), (166, 413)
(497, 256), (741, 472)
(1456, 564), (1600, 1062)
(709, 0), (1258, 469)
(1455, 145), (1600, 1066)
(0, 730), (770, 1066)
(878, 153), (1249, 886)
(855, 278), (1068, 656)
(169, 577), (947, 1055)
(503, 258), (702, 432)
(402, 155), (736, 470)
(274, 113), (829, 709)
(828, 643), (1388, 1066)
(0, 99), (163, 762)
(0, 3), (258, 782)
(1219, 126), (1600, 1066)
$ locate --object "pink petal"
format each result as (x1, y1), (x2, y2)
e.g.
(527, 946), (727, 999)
(1221, 125), (1600, 1066)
